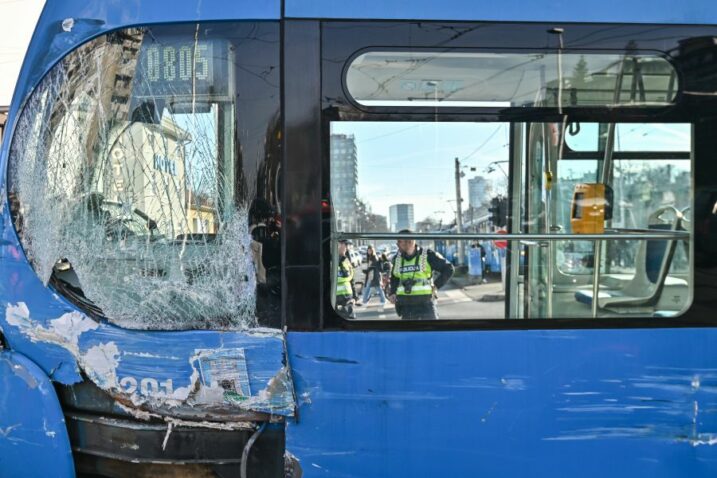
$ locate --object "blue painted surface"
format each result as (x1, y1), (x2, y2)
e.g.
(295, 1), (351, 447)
(287, 330), (717, 477)
(1, 2), (717, 476)
(285, 0), (717, 25)
(0, 350), (75, 477)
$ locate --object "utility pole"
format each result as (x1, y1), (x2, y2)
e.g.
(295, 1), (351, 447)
(454, 157), (465, 265)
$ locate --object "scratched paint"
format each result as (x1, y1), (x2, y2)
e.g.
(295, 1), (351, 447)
(0, 351), (75, 476)
(286, 330), (717, 477)
(1, 297), (294, 417)
(0, 15), (292, 420)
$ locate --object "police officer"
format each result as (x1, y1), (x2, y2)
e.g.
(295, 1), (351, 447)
(388, 229), (454, 320)
(336, 239), (356, 318)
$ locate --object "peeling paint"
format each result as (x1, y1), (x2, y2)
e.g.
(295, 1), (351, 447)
(81, 342), (120, 389)
(9, 362), (38, 389)
(0, 424), (20, 437)
(161, 422), (173, 451)
(5, 302), (98, 355)
(115, 403), (256, 430)
(3, 302), (294, 417)
(43, 419), (56, 438)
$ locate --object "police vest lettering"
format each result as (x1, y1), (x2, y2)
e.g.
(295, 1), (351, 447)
(393, 250), (433, 296)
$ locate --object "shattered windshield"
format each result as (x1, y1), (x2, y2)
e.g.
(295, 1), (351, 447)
(9, 23), (282, 330)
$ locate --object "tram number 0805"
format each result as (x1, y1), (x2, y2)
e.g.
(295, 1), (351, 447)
(144, 43), (211, 83)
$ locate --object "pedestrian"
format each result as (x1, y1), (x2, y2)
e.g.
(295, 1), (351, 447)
(362, 245), (386, 308)
(388, 229), (454, 320)
(380, 252), (392, 296)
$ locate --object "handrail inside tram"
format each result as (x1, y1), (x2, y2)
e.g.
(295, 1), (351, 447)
(335, 230), (690, 241)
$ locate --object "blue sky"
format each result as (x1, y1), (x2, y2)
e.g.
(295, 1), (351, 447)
(331, 121), (510, 224)
(331, 121), (690, 225)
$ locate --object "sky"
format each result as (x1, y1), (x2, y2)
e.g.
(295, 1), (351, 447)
(331, 121), (691, 226)
(0, 0), (45, 106)
(331, 121), (511, 224)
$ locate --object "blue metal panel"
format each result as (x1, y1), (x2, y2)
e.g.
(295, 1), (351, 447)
(0, 350), (75, 477)
(286, 330), (717, 477)
(285, 0), (717, 25)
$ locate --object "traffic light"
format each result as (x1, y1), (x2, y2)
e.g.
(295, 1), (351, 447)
(497, 196), (508, 228)
(488, 196), (508, 228)
(488, 197), (500, 226)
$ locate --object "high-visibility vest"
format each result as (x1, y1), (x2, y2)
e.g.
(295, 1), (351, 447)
(336, 256), (354, 297)
(392, 249), (433, 296)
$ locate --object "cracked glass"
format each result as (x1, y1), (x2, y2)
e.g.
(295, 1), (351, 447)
(9, 23), (282, 330)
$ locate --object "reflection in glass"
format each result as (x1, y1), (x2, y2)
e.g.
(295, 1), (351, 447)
(347, 51), (678, 108)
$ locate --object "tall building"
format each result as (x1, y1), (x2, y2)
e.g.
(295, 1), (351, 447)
(468, 176), (488, 208)
(330, 134), (359, 230)
(389, 204), (415, 232)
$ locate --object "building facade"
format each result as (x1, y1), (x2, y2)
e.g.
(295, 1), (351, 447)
(330, 133), (359, 230)
(389, 203), (415, 232)
(468, 176), (488, 208)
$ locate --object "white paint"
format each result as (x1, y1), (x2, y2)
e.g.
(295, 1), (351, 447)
(691, 434), (717, 447)
(5, 302), (31, 328)
(161, 422), (173, 451)
(49, 311), (99, 347)
(61, 18), (74, 32)
(43, 419), (56, 438)
(5, 302), (98, 355)
(0, 424), (20, 437)
(81, 342), (120, 389)
(123, 351), (180, 359)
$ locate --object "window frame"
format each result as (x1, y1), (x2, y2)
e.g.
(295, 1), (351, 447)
(316, 19), (713, 332)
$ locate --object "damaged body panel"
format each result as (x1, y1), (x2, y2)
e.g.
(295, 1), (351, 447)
(4, 1), (717, 477)
(1, 5), (290, 475)
(2, 296), (294, 417)
(1, 14), (291, 418)
(0, 350), (75, 477)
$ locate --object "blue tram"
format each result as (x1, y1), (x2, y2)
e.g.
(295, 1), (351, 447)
(2, 1), (717, 477)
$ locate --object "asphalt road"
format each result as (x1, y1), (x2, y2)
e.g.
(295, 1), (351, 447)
(353, 282), (505, 320)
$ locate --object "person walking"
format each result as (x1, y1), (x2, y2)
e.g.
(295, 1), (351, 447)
(362, 245), (386, 308)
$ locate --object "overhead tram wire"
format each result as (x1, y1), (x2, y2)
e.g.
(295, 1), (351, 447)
(460, 124), (506, 164)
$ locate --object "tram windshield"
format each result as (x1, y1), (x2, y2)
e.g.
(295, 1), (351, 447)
(9, 23), (281, 330)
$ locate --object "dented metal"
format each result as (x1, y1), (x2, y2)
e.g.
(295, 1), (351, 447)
(3, 301), (294, 418)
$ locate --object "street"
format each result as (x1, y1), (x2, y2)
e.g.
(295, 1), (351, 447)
(354, 279), (505, 320)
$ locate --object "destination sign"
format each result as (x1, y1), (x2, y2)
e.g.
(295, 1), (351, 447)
(133, 37), (230, 99)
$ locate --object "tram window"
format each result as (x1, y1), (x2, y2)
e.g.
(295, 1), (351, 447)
(565, 123), (691, 152)
(330, 121), (692, 321)
(346, 51), (677, 108)
(9, 23), (282, 330)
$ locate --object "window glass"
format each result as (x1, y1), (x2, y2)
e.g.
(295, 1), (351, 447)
(346, 51), (677, 108)
(9, 23), (281, 330)
(565, 123), (691, 152)
(330, 121), (692, 321)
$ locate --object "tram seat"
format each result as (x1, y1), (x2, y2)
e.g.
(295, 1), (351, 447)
(574, 207), (687, 310)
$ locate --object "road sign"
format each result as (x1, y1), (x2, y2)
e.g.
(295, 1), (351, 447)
(494, 229), (508, 249)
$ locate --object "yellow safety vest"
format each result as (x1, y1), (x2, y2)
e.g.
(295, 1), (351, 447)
(336, 256), (354, 297)
(393, 250), (433, 296)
